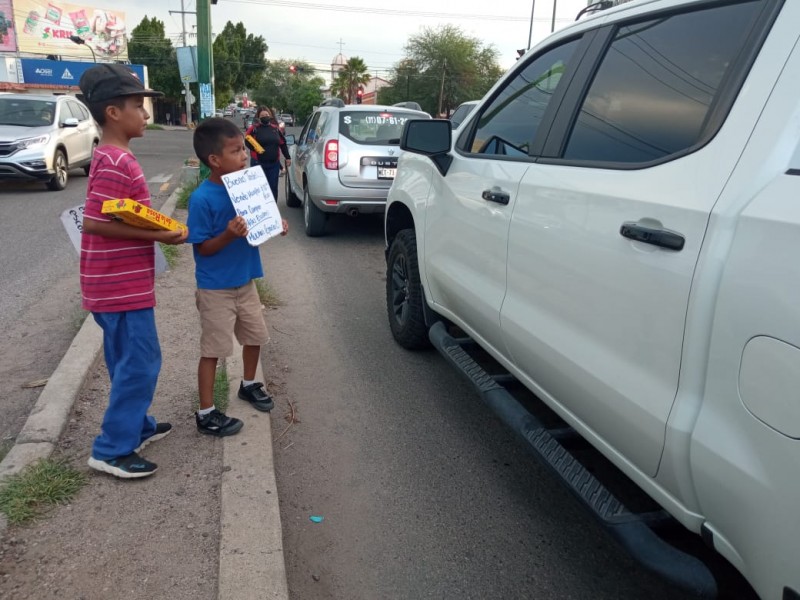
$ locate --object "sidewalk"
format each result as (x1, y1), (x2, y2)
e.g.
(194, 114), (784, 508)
(0, 192), (289, 600)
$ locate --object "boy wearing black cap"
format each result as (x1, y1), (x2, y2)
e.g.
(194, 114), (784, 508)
(78, 64), (188, 479)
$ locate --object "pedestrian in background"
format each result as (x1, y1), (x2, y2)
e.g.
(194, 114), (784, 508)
(187, 118), (290, 437)
(244, 105), (290, 200)
(78, 64), (188, 479)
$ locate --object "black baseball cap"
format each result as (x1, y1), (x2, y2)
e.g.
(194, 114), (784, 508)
(78, 63), (163, 103)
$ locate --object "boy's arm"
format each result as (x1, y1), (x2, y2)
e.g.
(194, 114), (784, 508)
(83, 218), (187, 244)
(195, 215), (248, 256)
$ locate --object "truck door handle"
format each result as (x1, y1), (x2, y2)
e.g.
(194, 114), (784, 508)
(620, 222), (685, 251)
(482, 189), (510, 205)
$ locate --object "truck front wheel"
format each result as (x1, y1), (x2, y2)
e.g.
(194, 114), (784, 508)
(386, 229), (429, 349)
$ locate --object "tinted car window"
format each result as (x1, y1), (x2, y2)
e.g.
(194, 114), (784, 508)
(0, 98), (56, 127)
(65, 102), (85, 121)
(563, 1), (761, 164)
(468, 39), (579, 157)
(450, 102), (476, 129)
(339, 110), (421, 145)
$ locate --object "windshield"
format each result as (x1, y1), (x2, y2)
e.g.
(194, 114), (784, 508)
(339, 110), (423, 145)
(0, 98), (56, 127)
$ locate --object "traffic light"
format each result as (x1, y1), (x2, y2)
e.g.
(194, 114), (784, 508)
(356, 88), (363, 104)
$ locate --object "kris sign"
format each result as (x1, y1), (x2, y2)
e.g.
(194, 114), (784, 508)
(13, 0), (128, 60)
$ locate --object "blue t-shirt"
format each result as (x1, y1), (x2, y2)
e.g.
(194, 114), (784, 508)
(186, 179), (264, 290)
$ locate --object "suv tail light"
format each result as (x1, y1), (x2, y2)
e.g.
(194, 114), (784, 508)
(324, 139), (339, 170)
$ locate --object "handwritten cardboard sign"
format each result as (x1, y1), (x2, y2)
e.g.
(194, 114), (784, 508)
(221, 166), (283, 246)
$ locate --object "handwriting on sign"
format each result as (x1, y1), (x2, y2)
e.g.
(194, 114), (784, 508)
(221, 166), (283, 247)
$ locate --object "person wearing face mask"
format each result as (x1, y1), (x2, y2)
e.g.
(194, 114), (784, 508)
(244, 105), (291, 201)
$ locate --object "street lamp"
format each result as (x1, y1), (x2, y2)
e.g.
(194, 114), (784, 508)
(69, 35), (96, 63)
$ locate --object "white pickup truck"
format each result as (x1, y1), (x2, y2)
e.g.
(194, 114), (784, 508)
(384, 0), (800, 598)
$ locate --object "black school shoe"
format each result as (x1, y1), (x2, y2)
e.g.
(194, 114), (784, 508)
(135, 422), (173, 453)
(196, 408), (244, 437)
(87, 452), (157, 479)
(238, 382), (274, 412)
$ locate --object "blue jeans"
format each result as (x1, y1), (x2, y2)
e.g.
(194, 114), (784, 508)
(259, 161), (281, 201)
(92, 309), (160, 460)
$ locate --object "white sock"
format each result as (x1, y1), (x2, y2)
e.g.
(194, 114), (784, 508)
(198, 406), (215, 416)
(242, 379), (256, 387)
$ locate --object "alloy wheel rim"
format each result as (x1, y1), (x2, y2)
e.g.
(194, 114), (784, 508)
(391, 254), (409, 325)
(56, 154), (67, 186)
(303, 190), (309, 227)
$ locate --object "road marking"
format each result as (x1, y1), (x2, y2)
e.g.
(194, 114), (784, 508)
(149, 173), (172, 184)
(159, 182), (171, 193)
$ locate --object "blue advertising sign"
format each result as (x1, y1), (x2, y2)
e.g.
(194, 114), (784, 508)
(17, 58), (145, 87)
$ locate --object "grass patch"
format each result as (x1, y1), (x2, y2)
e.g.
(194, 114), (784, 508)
(255, 278), (281, 308)
(0, 459), (87, 525)
(159, 242), (180, 269)
(0, 440), (12, 463)
(214, 367), (229, 413)
(175, 177), (200, 210)
(146, 124), (164, 130)
(70, 306), (90, 332)
(191, 362), (229, 413)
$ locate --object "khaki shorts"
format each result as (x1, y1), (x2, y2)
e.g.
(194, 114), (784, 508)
(195, 281), (269, 358)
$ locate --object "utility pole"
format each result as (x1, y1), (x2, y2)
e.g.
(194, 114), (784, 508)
(551, 0), (557, 33)
(169, 0), (195, 126)
(197, 0), (214, 121)
(437, 58), (446, 118)
(527, 0), (536, 49)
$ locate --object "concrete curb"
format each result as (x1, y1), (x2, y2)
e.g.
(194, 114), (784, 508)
(219, 347), (290, 600)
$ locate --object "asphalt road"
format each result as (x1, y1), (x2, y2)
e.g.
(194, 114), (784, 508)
(0, 128), (194, 447)
(262, 176), (701, 600)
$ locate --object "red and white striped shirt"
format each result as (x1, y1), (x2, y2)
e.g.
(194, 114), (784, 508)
(80, 146), (155, 313)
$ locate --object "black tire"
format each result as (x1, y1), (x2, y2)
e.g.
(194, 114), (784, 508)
(46, 149), (68, 191)
(285, 171), (301, 208)
(303, 186), (327, 237)
(386, 229), (430, 349)
(83, 141), (97, 176)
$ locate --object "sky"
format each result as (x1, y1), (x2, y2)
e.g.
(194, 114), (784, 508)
(115, 0), (593, 80)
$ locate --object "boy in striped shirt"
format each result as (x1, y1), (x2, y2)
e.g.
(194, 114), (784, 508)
(78, 64), (188, 479)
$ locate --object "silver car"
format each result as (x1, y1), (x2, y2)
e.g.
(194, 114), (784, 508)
(285, 104), (430, 236)
(0, 93), (100, 191)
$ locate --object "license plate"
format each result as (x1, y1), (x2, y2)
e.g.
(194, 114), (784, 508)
(361, 156), (398, 179)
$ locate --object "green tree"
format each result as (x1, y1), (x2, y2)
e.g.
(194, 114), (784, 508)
(381, 25), (503, 116)
(128, 17), (182, 101)
(213, 21), (268, 104)
(252, 60), (323, 123)
(331, 57), (371, 104)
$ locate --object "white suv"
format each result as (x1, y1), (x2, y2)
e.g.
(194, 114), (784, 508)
(385, 0), (800, 597)
(0, 94), (99, 191)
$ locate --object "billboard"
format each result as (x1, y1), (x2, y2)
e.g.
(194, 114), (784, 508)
(13, 0), (128, 60)
(16, 58), (145, 86)
(0, 0), (16, 52)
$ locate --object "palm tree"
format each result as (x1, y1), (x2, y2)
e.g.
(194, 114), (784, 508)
(334, 57), (371, 104)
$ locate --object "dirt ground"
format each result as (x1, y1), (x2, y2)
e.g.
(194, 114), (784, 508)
(0, 207), (289, 600)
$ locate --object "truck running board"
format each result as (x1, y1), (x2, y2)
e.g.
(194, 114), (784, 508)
(428, 321), (718, 599)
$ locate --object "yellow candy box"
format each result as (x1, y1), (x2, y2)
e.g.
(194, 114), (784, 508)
(101, 199), (187, 232)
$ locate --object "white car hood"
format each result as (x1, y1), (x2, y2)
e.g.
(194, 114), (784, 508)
(0, 124), (51, 142)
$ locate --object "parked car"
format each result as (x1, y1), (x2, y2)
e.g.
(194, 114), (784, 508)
(448, 100), (478, 130)
(279, 113), (294, 126)
(384, 0), (800, 598)
(286, 103), (430, 236)
(0, 93), (100, 191)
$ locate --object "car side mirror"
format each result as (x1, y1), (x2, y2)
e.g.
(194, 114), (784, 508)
(285, 134), (295, 145)
(61, 118), (79, 128)
(401, 119), (452, 175)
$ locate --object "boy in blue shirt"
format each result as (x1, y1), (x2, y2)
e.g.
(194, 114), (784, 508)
(187, 118), (288, 435)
